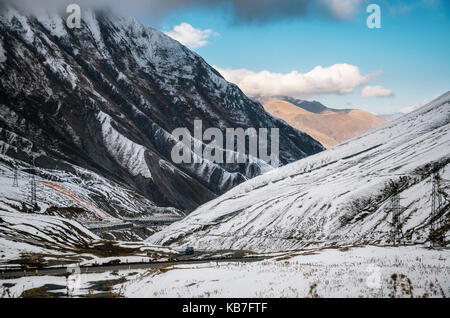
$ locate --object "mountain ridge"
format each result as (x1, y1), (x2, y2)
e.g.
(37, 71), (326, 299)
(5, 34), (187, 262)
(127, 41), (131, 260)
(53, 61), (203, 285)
(148, 92), (450, 252)
(259, 96), (387, 148)
(0, 6), (324, 217)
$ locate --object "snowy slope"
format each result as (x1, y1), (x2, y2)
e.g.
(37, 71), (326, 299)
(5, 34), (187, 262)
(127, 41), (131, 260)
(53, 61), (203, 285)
(0, 155), (180, 264)
(0, 209), (98, 263)
(0, 154), (181, 220)
(121, 246), (448, 298)
(0, 152), (185, 244)
(4, 246), (447, 298)
(149, 92), (450, 252)
(0, 203), (178, 267)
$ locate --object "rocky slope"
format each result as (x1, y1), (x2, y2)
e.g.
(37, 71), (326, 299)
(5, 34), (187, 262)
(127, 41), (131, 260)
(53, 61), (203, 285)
(149, 92), (450, 252)
(0, 5), (324, 216)
(260, 96), (386, 148)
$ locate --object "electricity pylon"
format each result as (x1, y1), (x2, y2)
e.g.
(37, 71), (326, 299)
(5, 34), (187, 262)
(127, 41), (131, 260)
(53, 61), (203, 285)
(384, 179), (406, 246)
(12, 168), (19, 187)
(30, 173), (37, 208)
(390, 193), (403, 245)
(429, 173), (450, 247)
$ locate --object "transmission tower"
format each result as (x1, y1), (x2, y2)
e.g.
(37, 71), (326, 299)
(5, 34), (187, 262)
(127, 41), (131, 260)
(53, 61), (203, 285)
(390, 193), (403, 245)
(429, 173), (450, 247)
(30, 173), (37, 209)
(12, 168), (19, 187)
(383, 179), (406, 245)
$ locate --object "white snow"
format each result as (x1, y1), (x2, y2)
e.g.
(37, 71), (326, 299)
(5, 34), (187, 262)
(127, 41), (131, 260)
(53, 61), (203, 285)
(0, 209), (99, 264)
(0, 7), (35, 44)
(1, 269), (147, 298)
(149, 92), (450, 252)
(0, 38), (6, 63)
(120, 246), (449, 298)
(116, 72), (128, 83)
(0, 152), (179, 227)
(1, 246), (446, 298)
(97, 111), (152, 179)
(36, 12), (67, 38)
(83, 10), (109, 59)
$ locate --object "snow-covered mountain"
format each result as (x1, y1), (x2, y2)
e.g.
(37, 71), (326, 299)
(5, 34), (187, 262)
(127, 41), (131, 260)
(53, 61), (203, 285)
(0, 152), (185, 239)
(149, 92), (450, 252)
(0, 4), (323, 217)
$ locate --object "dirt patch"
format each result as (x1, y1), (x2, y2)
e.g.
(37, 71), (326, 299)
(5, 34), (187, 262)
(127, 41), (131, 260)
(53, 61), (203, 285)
(20, 284), (66, 298)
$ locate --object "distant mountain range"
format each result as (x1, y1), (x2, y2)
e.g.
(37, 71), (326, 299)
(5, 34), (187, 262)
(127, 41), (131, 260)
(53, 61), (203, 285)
(258, 96), (387, 148)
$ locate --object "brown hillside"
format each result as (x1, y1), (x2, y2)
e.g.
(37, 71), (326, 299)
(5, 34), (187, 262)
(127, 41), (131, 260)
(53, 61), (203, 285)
(261, 97), (387, 148)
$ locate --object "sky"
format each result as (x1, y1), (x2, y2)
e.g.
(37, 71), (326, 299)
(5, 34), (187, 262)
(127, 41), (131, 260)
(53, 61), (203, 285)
(20, 0), (449, 114)
(132, 0), (450, 114)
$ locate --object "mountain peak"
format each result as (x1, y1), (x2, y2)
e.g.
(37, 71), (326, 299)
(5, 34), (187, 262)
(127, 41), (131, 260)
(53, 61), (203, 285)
(0, 7), (324, 220)
(275, 96), (331, 114)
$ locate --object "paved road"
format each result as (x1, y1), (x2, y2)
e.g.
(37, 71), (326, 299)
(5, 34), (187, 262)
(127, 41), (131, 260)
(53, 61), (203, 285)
(0, 256), (266, 279)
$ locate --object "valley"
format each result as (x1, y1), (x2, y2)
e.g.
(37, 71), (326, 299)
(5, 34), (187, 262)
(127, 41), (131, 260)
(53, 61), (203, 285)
(0, 3), (448, 299)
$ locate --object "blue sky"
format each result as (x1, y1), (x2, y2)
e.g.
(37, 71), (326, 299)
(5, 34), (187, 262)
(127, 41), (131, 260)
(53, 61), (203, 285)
(139, 0), (450, 114)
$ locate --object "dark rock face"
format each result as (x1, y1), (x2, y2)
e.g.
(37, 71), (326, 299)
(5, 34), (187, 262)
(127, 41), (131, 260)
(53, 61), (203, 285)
(0, 6), (324, 212)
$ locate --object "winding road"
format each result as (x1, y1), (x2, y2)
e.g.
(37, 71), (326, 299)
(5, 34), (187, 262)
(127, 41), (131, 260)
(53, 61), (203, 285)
(0, 256), (266, 280)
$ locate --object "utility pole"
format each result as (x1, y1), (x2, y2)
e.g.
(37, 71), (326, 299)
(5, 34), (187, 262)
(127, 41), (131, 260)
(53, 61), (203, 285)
(12, 168), (19, 187)
(429, 173), (449, 248)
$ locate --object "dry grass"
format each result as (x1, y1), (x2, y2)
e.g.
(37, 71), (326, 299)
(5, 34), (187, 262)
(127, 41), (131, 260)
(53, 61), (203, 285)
(20, 287), (53, 298)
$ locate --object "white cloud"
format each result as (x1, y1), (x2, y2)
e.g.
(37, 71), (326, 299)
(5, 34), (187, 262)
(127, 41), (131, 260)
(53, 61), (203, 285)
(214, 64), (378, 97)
(398, 98), (430, 113)
(321, 0), (365, 20)
(361, 85), (395, 97)
(385, 94), (440, 115)
(165, 23), (216, 49)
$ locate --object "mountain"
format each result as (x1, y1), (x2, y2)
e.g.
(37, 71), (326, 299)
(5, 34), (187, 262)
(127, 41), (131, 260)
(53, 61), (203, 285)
(148, 92), (450, 252)
(0, 153), (185, 241)
(0, 5), (324, 219)
(258, 96), (387, 148)
(273, 96), (334, 114)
